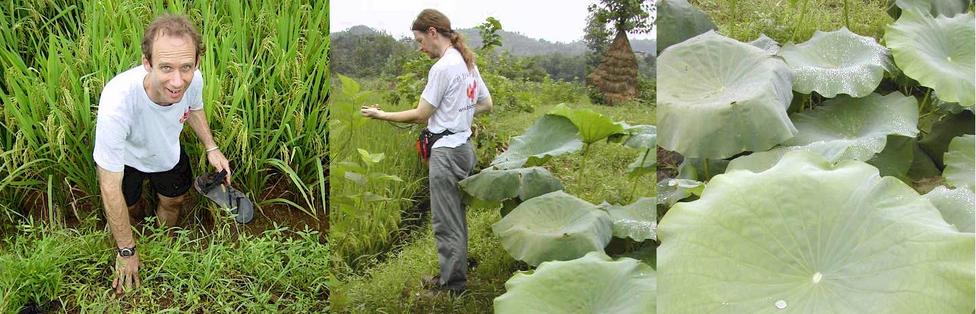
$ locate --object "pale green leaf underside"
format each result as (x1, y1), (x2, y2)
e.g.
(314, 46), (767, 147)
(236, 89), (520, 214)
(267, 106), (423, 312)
(659, 31), (796, 159)
(659, 151), (975, 313)
(492, 191), (612, 266)
(656, 178), (705, 207)
(459, 167), (564, 204)
(622, 124), (657, 149)
(943, 134), (975, 191)
(491, 114), (583, 170)
(602, 197), (658, 241)
(925, 186), (976, 233)
(886, 11), (975, 107)
(779, 27), (890, 97)
(494, 251), (656, 314)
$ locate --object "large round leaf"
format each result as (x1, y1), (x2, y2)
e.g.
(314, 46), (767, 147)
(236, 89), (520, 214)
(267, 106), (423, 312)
(657, 0), (716, 53)
(886, 11), (975, 108)
(494, 251), (656, 314)
(659, 31), (796, 159)
(619, 124), (656, 149)
(549, 104), (626, 145)
(491, 114), (584, 169)
(925, 186), (976, 233)
(659, 151), (975, 313)
(779, 28), (890, 97)
(943, 134), (975, 191)
(492, 191), (612, 266)
(891, 0), (971, 18)
(459, 167), (564, 204)
(601, 198), (658, 242)
(728, 93), (919, 172)
(784, 93), (919, 160)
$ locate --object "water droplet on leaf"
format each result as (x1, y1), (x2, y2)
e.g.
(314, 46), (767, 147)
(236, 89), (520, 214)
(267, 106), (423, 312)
(775, 300), (787, 309)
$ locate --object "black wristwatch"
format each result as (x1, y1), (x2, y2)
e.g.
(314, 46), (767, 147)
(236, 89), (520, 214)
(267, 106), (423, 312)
(117, 245), (136, 257)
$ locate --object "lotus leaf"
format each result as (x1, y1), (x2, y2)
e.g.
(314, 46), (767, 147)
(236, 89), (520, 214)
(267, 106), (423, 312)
(659, 151), (975, 313)
(659, 31), (796, 159)
(494, 251), (656, 314)
(620, 124), (657, 149)
(925, 186), (975, 233)
(891, 0), (971, 18)
(779, 28), (890, 97)
(657, 0), (716, 53)
(491, 114), (583, 169)
(602, 198), (658, 241)
(728, 93), (919, 172)
(492, 191), (612, 266)
(656, 178), (705, 207)
(549, 104), (626, 144)
(886, 11), (975, 108)
(459, 167), (563, 205)
(943, 134), (975, 191)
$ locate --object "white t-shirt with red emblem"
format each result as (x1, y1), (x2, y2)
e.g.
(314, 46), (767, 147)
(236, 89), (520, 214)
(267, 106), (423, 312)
(93, 65), (203, 173)
(421, 47), (490, 149)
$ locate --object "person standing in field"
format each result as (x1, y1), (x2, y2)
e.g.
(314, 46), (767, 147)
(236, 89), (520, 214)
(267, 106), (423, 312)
(360, 8), (493, 295)
(93, 14), (231, 295)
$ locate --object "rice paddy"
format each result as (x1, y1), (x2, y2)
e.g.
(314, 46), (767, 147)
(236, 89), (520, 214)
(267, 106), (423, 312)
(0, 0), (329, 311)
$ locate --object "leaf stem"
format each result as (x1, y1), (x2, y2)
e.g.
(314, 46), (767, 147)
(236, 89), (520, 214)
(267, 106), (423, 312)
(630, 148), (651, 202)
(576, 143), (591, 189)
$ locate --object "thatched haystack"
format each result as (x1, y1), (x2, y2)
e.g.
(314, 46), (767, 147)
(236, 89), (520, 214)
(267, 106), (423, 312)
(587, 31), (639, 105)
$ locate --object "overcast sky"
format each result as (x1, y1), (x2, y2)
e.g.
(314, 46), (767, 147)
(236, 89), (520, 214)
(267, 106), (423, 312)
(330, 0), (655, 43)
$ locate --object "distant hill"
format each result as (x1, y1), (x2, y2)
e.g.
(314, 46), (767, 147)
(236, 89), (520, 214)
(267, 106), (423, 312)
(330, 25), (655, 80)
(332, 25), (656, 57)
(455, 29), (587, 56)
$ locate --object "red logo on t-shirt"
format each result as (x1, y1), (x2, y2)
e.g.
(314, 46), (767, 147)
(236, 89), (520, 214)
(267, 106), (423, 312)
(179, 107), (190, 123)
(467, 81), (477, 102)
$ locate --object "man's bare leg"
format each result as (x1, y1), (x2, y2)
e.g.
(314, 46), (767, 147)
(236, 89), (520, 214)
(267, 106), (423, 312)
(127, 200), (144, 226)
(156, 193), (186, 228)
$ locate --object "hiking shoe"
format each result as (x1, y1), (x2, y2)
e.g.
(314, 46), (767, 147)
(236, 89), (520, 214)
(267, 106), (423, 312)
(193, 170), (254, 224)
(420, 275), (466, 297)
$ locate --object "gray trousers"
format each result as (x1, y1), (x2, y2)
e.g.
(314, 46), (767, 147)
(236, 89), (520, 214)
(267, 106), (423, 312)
(429, 143), (476, 290)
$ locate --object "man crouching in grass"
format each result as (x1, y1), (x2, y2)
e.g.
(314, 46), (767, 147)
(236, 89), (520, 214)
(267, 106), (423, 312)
(93, 14), (231, 295)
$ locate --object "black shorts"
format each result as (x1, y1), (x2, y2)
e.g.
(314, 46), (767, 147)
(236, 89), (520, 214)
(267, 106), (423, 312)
(122, 148), (193, 207)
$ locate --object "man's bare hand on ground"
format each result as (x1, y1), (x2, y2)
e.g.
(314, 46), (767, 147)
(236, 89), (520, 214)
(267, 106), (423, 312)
(113, 253), (141, 295)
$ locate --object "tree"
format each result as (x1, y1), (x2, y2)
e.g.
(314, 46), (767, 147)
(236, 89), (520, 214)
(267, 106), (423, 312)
(584, 0), (656, 104)
(476, 17), (503, 52)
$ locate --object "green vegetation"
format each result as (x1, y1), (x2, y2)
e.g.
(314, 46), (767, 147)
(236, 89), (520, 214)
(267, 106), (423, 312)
(331, 98), (655, 312)
(657, 0), (974, 311)
(689, 0), (894, 42)
(0, 0), (328, 311)
(0, 221), (328, 312)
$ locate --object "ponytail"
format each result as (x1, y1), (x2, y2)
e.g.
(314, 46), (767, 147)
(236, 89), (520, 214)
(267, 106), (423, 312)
(449, 32), (476, 71)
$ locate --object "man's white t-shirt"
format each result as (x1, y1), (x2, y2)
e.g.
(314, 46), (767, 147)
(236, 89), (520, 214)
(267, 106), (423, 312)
(93, 65), (204, 173)
(421, 47), (490, 148)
